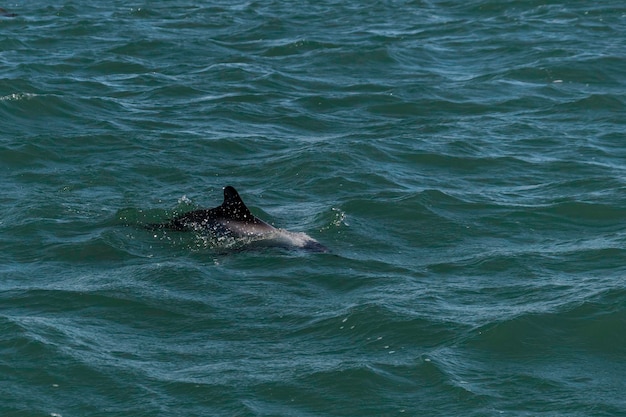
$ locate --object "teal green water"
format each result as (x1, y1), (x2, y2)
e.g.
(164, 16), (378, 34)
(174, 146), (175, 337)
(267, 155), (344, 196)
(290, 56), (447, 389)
(2, 1), (626, 416)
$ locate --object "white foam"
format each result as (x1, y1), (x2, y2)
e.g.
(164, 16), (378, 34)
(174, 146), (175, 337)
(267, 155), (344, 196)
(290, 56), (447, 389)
(0, 92), (37, 101)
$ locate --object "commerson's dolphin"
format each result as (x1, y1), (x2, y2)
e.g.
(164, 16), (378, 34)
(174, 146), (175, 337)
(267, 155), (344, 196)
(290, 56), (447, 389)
(0, 7), (17, 17)
(147, 186), (329, 252)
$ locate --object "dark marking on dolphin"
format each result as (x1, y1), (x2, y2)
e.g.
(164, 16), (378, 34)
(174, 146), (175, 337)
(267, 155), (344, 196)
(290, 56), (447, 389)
(147, 186), (329, 253)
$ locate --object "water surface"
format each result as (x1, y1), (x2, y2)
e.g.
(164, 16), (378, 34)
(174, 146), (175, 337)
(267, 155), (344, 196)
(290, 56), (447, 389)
(1, 1), (626, 416)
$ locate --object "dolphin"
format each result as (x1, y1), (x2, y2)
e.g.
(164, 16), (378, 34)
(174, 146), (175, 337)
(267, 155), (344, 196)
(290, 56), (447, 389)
(0, 7), (17, 17)
(147, 186), (328, 252)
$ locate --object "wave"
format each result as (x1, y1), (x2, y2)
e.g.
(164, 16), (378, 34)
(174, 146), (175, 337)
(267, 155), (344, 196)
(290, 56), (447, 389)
(465, 287), (626, 356)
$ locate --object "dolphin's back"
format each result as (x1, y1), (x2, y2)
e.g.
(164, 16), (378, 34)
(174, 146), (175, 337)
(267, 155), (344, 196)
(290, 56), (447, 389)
(146, 186), (268, 232)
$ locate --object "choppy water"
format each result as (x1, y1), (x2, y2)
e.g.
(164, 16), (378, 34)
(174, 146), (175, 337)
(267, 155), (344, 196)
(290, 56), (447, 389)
(2, 1), (626, 416)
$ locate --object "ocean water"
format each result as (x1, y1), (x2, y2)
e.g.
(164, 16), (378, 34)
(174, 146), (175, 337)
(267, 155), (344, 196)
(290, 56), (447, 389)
(1, 1), (625, 416)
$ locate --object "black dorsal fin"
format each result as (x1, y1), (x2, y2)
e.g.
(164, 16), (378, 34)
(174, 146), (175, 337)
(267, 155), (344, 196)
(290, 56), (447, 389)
(221, 186), (254, 221)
